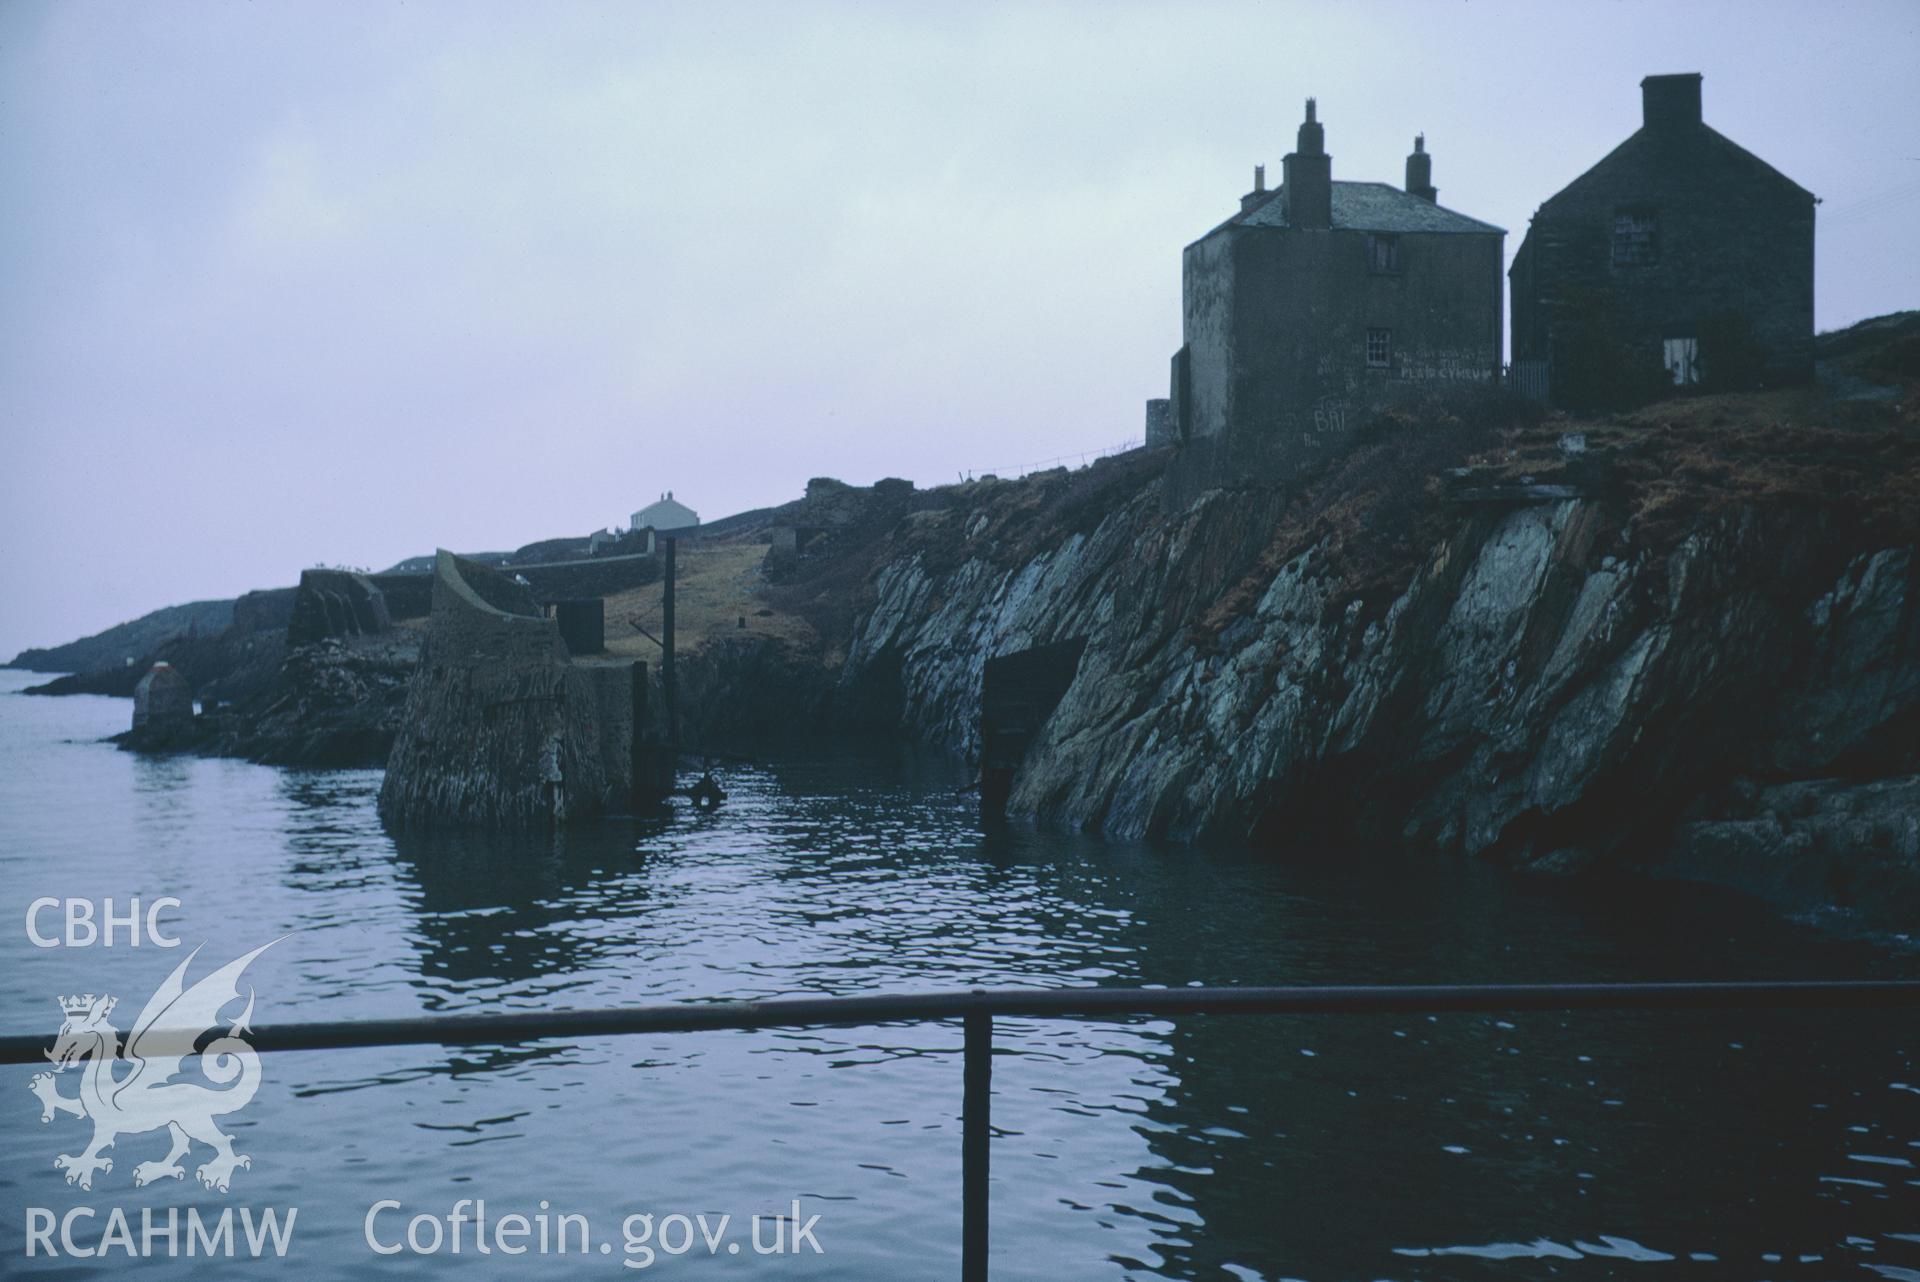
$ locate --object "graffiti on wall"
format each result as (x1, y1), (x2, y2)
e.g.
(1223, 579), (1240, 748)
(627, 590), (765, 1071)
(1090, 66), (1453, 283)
(1311, 396), (1350, 436)
(1397, 348), (1495, 382)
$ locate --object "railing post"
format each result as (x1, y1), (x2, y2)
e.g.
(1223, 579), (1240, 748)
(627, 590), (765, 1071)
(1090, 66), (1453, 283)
(962, 1005), (992, 1282)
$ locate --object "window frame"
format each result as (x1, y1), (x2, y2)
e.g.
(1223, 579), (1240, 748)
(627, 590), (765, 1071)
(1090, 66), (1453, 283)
(1611, 204), (1660, 268)
(1366, 233), (1402, 275)
(1365, 327), (1393, 369)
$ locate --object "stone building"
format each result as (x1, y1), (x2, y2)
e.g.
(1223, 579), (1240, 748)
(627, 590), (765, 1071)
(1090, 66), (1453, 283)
(132, 662), (193, 732)
(1508, 74), (1816, 406)
(631, 492), (699, 533)
(1165, 100), (1504, 491)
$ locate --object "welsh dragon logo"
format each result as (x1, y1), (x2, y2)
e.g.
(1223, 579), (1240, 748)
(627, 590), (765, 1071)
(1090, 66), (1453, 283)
(29, 940), (279, 1192)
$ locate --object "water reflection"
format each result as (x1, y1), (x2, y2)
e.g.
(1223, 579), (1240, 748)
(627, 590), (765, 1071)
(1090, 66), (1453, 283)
(387, 823), (655, 993)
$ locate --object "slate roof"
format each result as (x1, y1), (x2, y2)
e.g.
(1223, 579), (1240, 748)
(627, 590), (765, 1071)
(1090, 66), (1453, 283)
(1228, 181), (1504, 236)
(632, 496), (699, 528)
(1535, 123), (1815, 216)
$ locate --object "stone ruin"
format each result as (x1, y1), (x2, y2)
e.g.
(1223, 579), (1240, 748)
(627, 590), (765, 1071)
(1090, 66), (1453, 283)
(132, 662), (194, 733)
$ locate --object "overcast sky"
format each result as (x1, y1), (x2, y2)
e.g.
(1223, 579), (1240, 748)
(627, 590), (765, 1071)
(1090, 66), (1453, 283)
(2, 1), (1916, 660)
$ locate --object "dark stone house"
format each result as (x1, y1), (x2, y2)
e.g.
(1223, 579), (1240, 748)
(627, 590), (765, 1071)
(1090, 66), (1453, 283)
(1166, 100), (1504, 494)
(1509, 74), (1816, 407)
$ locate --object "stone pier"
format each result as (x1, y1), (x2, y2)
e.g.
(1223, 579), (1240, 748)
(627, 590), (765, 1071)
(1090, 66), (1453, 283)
(378, 550), (647, 827)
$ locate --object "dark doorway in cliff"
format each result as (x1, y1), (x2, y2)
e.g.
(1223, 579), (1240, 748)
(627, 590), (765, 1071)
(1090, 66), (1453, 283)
(980, 638), (1086, 821)
(835, 645), (906, 734)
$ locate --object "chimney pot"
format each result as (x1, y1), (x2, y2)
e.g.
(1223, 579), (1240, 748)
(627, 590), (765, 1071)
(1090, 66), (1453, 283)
(1405, 134), (1436, 203)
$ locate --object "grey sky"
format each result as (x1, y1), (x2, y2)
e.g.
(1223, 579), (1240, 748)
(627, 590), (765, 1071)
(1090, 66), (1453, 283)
(2, 0), (1915, 660)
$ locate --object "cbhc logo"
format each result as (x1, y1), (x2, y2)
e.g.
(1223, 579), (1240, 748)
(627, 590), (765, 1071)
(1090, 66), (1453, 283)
(25, 898), (182, 948)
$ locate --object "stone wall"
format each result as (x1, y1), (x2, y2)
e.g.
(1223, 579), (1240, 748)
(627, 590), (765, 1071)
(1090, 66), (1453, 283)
(368, 573), (432, 622)
(287, 570), (393, 645)
(516, 553), (661, 604)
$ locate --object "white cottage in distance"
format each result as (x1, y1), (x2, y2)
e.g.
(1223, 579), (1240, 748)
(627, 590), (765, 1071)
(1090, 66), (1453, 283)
(631, 491), (699, 533)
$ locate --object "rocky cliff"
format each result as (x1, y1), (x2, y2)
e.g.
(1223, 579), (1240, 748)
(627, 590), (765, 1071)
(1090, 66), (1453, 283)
(832, 388), (1920, 923)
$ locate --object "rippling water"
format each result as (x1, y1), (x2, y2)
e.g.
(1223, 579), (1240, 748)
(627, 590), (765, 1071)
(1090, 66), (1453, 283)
(2, 667), (1919, 1279)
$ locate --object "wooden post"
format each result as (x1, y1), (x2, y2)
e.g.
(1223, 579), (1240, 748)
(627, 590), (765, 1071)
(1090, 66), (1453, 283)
(662, 536), (678, 752)
(628, 660), (651, 811)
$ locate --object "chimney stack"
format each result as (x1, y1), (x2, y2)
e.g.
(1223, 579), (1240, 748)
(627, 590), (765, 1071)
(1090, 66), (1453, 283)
(1641, 73), (1703, 131)
(1281, 97), (1332, 230)
(1240, 163), (1269, 212)
(1405, 133), (1437, 203)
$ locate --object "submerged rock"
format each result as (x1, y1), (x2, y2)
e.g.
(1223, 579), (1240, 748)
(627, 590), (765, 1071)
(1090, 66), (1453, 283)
(1671, 776), (1920, 926)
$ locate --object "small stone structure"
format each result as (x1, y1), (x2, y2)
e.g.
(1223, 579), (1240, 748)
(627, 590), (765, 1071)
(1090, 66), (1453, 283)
(132, 662), (193, 733)
(592, 526), (656, 556)
(1144, 398), (1174, 447)
(769, 524), (831, 556)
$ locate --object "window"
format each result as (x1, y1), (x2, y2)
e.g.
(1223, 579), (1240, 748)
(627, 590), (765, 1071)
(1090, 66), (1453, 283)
(1367, 233), (1401, 274)
(1663, 336), (1700, 386)
(1366, 328), (1392, 368)
(1612, 206), (1659, 266)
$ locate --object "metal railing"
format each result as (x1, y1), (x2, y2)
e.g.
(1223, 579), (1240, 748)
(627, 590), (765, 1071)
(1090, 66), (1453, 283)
(959, 436), (1144, 483)
(7, 979), (1920, 1280)
(1504, 358), (1551, 402)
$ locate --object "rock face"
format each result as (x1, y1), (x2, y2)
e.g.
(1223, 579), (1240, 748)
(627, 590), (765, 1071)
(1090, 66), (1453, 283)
(207, 634), (417, 767)
(835, 429), (1920, 918)
(378, 551), (620, 827)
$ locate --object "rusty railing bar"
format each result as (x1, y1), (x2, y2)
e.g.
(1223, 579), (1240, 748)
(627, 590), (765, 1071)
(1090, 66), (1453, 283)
(6, 979), (1920, 1066)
